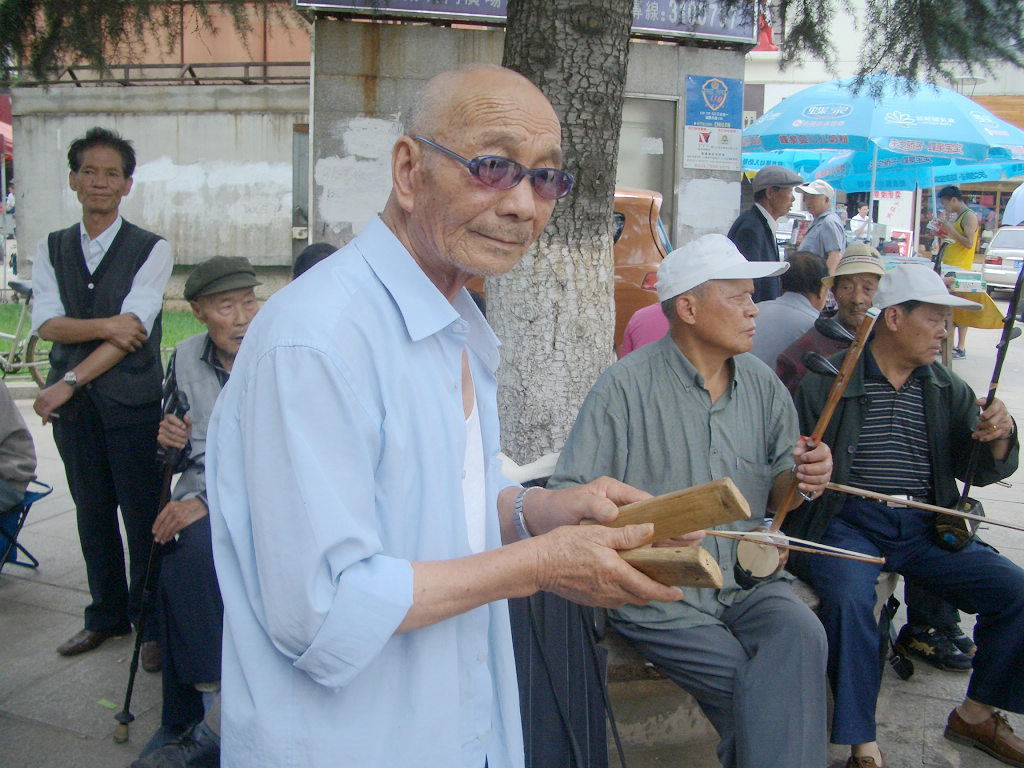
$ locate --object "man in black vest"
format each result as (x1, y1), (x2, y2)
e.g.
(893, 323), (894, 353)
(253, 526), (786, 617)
(32, 127), (173, 662)
(727, 164), (804, 303)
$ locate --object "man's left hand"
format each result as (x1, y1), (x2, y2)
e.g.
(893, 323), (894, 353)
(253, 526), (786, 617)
(152, 497), (208, 544)
(33, 382), (74, 425)
(792, 436), (833, 498)
(524, 476), (650, 535)
(520, 477), (707, 548)
(973, 397), (1015, 442)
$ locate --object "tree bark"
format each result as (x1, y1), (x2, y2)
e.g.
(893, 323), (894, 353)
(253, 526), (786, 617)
(493, 0), (632, 464)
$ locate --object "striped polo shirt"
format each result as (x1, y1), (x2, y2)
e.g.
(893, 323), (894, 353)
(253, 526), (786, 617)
(846, 346), (933, 500)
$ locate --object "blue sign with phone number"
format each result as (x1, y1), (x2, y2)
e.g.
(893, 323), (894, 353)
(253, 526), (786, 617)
(293, 0), (757, 44)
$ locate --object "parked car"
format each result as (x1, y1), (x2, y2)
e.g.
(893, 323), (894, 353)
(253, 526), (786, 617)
(611, 187), (672, 352)
(982, 226), (1024, 293)
(468, 186), (671, 354)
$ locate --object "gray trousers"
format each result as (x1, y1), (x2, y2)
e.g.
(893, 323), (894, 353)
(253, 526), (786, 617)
(611, 580), (828, 768)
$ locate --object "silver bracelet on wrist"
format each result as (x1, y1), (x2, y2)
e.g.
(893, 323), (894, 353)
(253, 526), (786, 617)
(513, 486), (537, 540)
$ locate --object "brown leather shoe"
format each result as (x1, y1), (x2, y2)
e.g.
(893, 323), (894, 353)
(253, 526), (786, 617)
(946, 709), (1024, 766)
(845, 751), (885, 767)
(57, 628), (114, 656)
(141, 640), (162, 673)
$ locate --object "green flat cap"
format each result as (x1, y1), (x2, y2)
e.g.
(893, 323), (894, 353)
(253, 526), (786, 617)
(184, 256), (261, 301)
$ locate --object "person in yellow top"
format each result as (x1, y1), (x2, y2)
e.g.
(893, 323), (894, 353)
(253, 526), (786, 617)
(938, 185), (980, 359)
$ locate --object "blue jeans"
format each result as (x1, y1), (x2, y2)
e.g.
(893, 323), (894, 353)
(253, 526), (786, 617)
(806, 497), (1024, 745)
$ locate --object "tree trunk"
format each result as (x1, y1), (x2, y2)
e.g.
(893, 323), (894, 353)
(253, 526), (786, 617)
(490, 0), (632, 466)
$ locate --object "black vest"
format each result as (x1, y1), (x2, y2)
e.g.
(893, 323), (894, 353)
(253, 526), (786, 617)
(45, 220), (165, 413)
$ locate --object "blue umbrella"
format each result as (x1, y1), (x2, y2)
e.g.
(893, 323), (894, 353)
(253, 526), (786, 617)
(744, 75), (1024, 163)
(740, 149), (832, 175)
(810, 148), (1024, 192)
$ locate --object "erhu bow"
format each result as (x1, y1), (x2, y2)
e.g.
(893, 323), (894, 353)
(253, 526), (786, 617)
(733, 306), (882, 588)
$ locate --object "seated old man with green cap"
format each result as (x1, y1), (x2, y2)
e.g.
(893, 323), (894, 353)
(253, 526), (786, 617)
(133, 256), (261, 768)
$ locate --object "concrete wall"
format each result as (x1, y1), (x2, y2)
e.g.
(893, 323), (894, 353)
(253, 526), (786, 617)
(310, 21), (746, 249)
(12, 84), (308, 277)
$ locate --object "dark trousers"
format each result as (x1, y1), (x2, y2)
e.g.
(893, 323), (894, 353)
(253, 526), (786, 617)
(159, 514), (223, 729)
(806, 497), (1024, 745)
(904, 578), (961, 628)
(53, 395), (162, 637)
(509, 593), (608, 768)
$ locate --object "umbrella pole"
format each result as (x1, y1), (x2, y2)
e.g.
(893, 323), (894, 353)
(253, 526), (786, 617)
(868, 145), (876, 247)
(912, 183), (922, 257)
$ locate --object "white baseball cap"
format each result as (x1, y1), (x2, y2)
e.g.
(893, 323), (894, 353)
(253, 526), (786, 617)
(872, 263), (981, 310)
(655, 233), (790, 302)
(796, 179), (835, 199)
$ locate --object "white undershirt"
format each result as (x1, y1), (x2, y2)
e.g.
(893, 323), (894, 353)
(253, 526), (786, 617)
(462, 399), (487, 554)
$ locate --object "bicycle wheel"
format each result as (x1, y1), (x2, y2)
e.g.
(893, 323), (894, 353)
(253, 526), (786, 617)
(25, 336), (52, 388)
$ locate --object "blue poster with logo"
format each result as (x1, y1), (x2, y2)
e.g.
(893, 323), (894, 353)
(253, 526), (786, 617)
(684, 74), (743, 171)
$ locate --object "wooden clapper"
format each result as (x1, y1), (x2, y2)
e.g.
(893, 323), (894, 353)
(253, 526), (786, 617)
(583, 478), (751, 588)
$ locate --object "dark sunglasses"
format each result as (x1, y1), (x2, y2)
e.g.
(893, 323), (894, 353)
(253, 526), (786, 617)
(414, 136), (574, 200)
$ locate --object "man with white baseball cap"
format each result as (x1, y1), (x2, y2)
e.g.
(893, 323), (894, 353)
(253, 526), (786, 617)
(787, 263), (1023, 768)
(727, 164), (805, 303)
(797, 179), (846, 273)
(549, 233), (834, 768)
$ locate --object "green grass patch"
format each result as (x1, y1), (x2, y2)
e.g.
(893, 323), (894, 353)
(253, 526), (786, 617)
(160, 310), (206, 349)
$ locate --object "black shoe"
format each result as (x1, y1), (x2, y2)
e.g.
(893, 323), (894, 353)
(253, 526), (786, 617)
(943, 625), (977, 657)
(131, 721), (219, 767)
(895, 624), (973, 672)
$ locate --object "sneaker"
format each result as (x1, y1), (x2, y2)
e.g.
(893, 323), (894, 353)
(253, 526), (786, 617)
(943, 625), (977, 657)
(894, 624), (973, 672)
(951, 347), (967, 359)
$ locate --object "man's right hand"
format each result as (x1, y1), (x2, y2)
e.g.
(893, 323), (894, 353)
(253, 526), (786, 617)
(532, 523), (685, 609)
(104, 313), (148, 352)
(158, 413), (192, 451)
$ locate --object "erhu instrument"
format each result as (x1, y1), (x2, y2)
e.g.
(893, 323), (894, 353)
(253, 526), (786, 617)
(733, 306), (883, 588)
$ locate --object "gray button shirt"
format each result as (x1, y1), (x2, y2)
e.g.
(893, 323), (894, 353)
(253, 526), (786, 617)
(548, 335), (798, 630)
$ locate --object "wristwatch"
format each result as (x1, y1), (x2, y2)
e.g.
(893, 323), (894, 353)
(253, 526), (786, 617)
(63, 370), (79, 389)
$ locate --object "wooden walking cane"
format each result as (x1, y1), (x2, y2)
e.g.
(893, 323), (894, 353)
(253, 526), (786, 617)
(733, 306), (882, 588)
(114, 388), (191, 744)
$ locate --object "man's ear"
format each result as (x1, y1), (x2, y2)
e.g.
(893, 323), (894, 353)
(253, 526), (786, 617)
(674, 294), (698, 325)
(882, 305), (901, 332)
(189, 300), (206, 324)
(390, 136), (420, 214)
(68, 171), (78, 192)
(123, 176), (134, 196)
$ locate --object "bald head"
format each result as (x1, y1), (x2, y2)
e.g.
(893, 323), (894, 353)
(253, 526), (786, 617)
(408, 65), (561, 152)
(382, 65), (567, 300)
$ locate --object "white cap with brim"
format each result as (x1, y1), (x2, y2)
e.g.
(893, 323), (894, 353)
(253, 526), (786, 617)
(656, 233), (790, 302)
(872, 263), (981, 311)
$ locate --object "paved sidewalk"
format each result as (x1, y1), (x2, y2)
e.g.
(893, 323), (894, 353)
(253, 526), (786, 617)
(1, 313), (1022, 768)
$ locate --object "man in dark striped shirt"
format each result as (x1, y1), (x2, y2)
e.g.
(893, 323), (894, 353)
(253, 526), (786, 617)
(786, 264), (1023, 768)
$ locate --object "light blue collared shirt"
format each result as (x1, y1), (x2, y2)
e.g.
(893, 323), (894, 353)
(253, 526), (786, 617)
(207, 216), (522, 768)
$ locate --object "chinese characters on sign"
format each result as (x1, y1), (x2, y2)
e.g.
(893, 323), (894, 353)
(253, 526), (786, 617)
(683, 75), (743, 171)
(294, 0), (756, 44)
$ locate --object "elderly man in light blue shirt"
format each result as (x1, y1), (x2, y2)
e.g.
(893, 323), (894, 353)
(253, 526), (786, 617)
(207, 65), (686, 768)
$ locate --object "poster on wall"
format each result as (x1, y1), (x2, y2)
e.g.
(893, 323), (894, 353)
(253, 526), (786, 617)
(683, 75), (743, 171)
